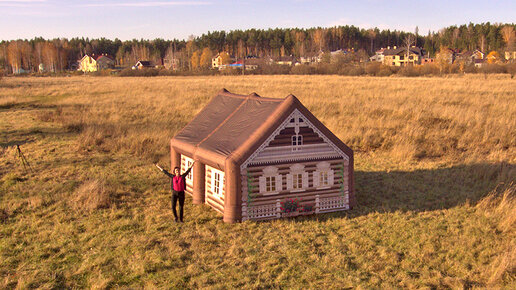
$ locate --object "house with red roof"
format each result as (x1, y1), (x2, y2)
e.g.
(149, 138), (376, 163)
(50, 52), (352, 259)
(96, 54), (114, 70)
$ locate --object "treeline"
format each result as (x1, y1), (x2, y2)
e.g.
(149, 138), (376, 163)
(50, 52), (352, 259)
(0, 22), (514, 74)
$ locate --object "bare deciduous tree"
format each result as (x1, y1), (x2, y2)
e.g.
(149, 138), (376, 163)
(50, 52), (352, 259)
(42, 42), (57, 72)
(501, 26), (515, 51)
(368, 29), (377, 53)
(479, 34), (486, 53)
(312, 29), (326, 52)
(294, 31), (306, 57)
(403, 34), (415, 65)
(7, 41), (22, 73)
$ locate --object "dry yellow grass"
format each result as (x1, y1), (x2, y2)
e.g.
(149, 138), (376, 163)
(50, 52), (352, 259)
(72, 179), (113, 212)
(0, 75), (515, 288)
(5, 74), (515, 164)
(476, 183), (516, 285)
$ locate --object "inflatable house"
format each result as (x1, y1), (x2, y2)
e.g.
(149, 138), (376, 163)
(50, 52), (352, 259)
(170, 89), (354, 223)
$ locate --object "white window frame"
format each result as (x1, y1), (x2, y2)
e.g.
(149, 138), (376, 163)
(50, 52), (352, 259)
(320, 171), (329, 186)
(259, 166), (281, 195)
(211, 168), (224, 198)
(293, 173), (303, 189)
(181, 155), (194, 187)
(313, 161), (334, 190)
(286, 163), (308, 192)
(266, 176), (276, 192)
(291, 135), (302, 151)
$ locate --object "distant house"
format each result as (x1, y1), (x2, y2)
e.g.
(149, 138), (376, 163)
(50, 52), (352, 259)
(383, 46), (423, 66)
(300, 51), (323, 64)
(455, 51), (473, 64)
(212, 53), (225, 69)
(242, 57), (261, 70)
(78, 55), (97, 72)
(369, 48), (386, 62)
(435, 48), (456, 65)
(96, 55), (115, 70)
(227, 60), (243, 69)
(472, 50), (485, 60)
(455, 49), (484, 65)
(133, 61), (154, 70)
(505, 51), (516, 62)
(274, 56), (297, 66)
(219, 57), (261, 71)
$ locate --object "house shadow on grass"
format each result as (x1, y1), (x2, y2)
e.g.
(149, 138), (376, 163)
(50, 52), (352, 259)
(301, 161), (515, 221)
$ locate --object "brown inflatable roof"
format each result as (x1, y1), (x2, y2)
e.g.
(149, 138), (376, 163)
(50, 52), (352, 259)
(171, 89), (353, 168)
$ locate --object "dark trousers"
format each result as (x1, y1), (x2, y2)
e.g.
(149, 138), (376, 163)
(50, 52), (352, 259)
(172, 190), (185, 221)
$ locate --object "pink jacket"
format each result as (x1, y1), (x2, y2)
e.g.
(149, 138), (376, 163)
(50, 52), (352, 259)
(173, 175), (186, 191)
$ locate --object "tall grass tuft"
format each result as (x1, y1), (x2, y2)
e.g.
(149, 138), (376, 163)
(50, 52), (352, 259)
(476, 183), (516, 233)
(72, 179), (113, 212)
(476, 183), (516, 284)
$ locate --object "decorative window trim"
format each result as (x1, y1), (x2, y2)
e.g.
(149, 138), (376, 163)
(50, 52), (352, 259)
(313, 161), (334, 189)
(240, 109), (349, 170)
(259, 166), (281, 195)
(292, 173), (303, 191)
(286, 163), (308, 192)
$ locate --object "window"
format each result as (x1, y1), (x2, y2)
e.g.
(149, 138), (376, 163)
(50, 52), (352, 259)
(293, 173), (303, 189)
(259, 166), (281, 195)
(209, 166), (224, 198)
(186, 160), (193, 180)
(313, 161), (334, 189)
(266, 176), (276, 192)
(320, 171), (329, 186)
(287, 164), (308, 192)
(291, 135), (303, 146)
(291, 135), (303, 151)
(213, 171), (221, 195)
(181, 155), (194, 186)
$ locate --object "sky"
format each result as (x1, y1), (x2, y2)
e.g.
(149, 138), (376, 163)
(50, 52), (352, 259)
(0, 0), (514, 41)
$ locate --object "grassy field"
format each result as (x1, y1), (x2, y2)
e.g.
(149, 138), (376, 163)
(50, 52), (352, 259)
(0, 75), (515, 288)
